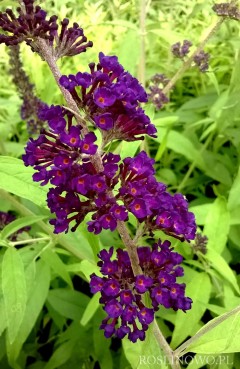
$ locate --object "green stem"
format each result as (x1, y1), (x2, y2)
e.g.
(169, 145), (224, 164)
(174, 304), (240, 358)
(162, 18), (225, 96)
(10, 237), (50, 246)
(138, 0), (147, 86)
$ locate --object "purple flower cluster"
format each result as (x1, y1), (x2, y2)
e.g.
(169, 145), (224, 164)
(212, 3), (240, 20)
(8, 44), (47, 134)
(171, 40), (192, 59)
(147, 74), (169, 111)
(59, 52), (157, 142)
(90, 239), (192, 342)
(193, 50), (210, 73)
(118, 152), (196, 241)
(0, 0), (92, 58)
(23, 119), (195, 241)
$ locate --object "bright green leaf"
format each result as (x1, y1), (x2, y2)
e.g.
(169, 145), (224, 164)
(204, 198), (230, 254)
(47, 289), (90, 320)
(189, 203), (212, 225)
(0, 296), (6, 337)
(204, 249), (239, 294)
(80, 293), (100, 326)
(182, 306), (240, 354)
(171, 273), (211, 349)
(41, 248), (73, 288)
(76, 259), (100, 281)
(6, 260), (50, 365)
(122, 321), (168, 369)
(2, 247), (27, 344)
(0, 156), (49, 207)
(154, 128), (205, 169)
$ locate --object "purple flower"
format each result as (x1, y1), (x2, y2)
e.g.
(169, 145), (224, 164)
(137, 307), (154, 325)
(90, 239), (192, 342)
(135, 275), (153, 293)
(111, 205), (128, 221)
(129, 199), (149, 219)
(94, 113), (114, 131)
(102, 280), (120, 297)
(120, 290), (134, 305)
(99, 214), (117, 231)
(60, 126), (81, 147)
(80, 132), (98, 154)
(90, 275), (104, 293)
(75, 72), (92, 88)
(94, 87), (116, 108)
(104, 300), (123, 318)
(90, 175), (107, 193)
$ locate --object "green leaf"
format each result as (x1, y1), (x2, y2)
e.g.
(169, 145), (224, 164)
(171, 273), (212, 349)
(2, 247), (27, 344)
(0, 295), (6, 337)
(80, 293), (100, 326)
(186, 353), (234, 369)
(41, 248), (73, 288)
(47, 289), (90, 320)
(122, 321), (168, 369)
(154, 128), (205, 169)
(153, 116), (179, 127)
(6, 260), (50, 365)
(0, 215), (46, 240)
(117, 29), (140, 74)
(93, 312), (113, 369)
(44, 340), (76, 369)
(182, 305), (240, 354)
(228, 166), (240, 211)
(75, 259), (100, 281)
(64, 230), (95, 263)
(204, 248), (239, 294)
(189, 203), (212, 225)
(121, 140), (141, 159)
(0, 156), (49, 207)
(204, 198), (230, 254)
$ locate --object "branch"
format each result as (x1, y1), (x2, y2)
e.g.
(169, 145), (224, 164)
(162, 17), (225, 95)
(34, 37), (179, 369)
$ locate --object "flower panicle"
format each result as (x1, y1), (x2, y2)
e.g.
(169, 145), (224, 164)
(171, 40), (192, 59)
(0, 0), (92, 59)
(90, 239), (192, 342)
(59, 52), (157, 142)
(212, 2), (240, 20)
(8, 44), (46, 134)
